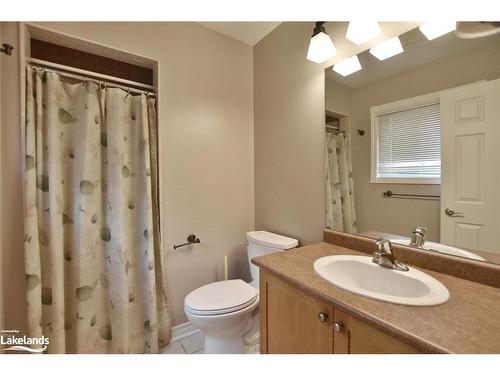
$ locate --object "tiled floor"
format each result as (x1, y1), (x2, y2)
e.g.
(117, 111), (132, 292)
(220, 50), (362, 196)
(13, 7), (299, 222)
(163, 315), (260, 354)
(162, 329), (260, 354)
(162, 331), (205, 354)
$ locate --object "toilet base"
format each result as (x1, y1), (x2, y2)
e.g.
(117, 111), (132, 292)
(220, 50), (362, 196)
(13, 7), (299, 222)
(184, 282), (260, 354)
(204, 335), (244, 354)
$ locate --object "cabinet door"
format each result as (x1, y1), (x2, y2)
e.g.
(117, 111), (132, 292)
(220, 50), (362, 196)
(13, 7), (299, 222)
(333, 309), (419, 354)
(260, 270), (334, 354)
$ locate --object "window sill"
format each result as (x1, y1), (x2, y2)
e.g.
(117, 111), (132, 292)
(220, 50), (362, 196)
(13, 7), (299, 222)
(370, 177), (441, 185)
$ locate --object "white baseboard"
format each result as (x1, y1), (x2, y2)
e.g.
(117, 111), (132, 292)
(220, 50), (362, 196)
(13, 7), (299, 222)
(171, 321), (200, 342)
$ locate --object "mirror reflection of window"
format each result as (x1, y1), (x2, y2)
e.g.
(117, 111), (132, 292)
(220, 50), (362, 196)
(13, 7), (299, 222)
(371, 97), (441, 184)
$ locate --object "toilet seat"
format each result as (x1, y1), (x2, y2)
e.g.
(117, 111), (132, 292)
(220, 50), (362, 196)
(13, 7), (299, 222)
(184, 279), (258, 316)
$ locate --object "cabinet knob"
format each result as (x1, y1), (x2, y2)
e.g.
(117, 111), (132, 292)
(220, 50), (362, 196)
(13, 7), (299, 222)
(333, 321), (344, 332)
(318, 312), (328, 322)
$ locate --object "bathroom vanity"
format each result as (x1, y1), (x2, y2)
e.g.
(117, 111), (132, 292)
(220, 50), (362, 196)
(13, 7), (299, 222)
(259, 270), (419, 353)
(253, 231), (500, 354)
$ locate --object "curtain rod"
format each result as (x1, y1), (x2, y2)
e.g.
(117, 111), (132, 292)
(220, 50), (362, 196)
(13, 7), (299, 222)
(325, 124), (345, 134)
(26, 57), (156, 97)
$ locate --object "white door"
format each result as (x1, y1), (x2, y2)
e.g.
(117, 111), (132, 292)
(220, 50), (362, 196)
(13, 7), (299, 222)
(440, 79), (500, 254)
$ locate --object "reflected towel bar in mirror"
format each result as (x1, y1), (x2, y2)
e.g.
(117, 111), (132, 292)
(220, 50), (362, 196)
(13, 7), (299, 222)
(383, 190), (440, 201)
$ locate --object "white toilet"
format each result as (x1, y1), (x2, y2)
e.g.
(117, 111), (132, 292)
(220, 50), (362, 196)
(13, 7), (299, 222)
(184, 231), (298, 354)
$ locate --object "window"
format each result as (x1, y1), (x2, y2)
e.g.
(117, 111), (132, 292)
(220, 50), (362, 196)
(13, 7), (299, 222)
(371, 93), (441, 184)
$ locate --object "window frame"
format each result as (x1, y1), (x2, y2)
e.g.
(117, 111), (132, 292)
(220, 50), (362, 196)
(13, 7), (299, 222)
(370, 91), (441, 185)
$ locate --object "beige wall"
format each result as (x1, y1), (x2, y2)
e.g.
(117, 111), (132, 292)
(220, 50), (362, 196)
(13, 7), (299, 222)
(325, 78), (352, 116)
(343, 38), (500, 241)
(1, 22), (26, 334)
(254, 23), (326, 246)
(2, 22), (255, 327)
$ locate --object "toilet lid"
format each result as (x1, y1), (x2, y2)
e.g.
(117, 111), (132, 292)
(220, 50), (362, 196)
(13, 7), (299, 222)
(185, 279), (258, 316)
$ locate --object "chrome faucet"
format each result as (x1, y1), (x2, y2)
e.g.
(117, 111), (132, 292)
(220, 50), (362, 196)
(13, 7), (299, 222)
(409, 227), (427, 249)
(372, 238), (409, 272)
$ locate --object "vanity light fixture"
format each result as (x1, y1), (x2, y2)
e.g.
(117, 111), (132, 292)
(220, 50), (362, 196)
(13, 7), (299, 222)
(306, 22), (337, 63)
(419, 21), (456, 40)
(369, 36), (404, 60)
(345, 21), (381, 45)
(332, 55), (362, 77)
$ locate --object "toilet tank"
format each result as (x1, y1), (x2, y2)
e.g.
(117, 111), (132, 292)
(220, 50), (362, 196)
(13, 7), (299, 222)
(246, 231), (298, 289)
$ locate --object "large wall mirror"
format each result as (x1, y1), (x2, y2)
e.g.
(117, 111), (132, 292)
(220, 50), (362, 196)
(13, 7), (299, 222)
(324, 24), (500, 265)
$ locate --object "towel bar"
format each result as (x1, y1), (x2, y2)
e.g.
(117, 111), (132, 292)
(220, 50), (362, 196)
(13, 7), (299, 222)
(383, 190), (440, 200)
(173, 234), (200, 250)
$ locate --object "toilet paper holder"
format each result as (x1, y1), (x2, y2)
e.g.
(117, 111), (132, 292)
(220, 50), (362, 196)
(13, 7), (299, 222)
(173, 234), (201, 249)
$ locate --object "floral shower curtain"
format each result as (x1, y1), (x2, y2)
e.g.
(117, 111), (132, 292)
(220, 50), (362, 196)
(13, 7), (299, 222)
(24, 67), (171, 353)
(325, 132), (357, 233)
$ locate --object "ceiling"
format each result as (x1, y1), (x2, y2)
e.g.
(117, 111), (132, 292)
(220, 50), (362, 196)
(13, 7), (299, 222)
(198, 22), (281, 46)
(325, 26), (500, 88)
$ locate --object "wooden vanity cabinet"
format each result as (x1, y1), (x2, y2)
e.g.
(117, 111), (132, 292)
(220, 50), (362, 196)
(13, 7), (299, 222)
(332, 309), (419, 354)
(259, 270), (334, 353)
(259, 270), (419, 354)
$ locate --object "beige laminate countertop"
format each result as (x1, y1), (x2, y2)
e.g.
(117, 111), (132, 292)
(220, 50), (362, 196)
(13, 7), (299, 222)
(252, 242), (500, 353)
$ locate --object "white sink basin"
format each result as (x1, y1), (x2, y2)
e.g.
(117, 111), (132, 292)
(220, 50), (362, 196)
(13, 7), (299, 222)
(389, 239), (485, 261)
(314, 255), (449, 306)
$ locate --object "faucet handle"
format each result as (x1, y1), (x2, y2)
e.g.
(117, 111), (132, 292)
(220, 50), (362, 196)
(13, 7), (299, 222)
(375, 238), (392, 254)
(373, 238), (409, 272)
(413, 226), (427, 234)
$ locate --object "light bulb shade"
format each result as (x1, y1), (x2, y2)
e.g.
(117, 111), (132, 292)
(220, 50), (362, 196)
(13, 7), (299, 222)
(307, 31), (337, 63)
(369, 36), (404, 60)
(419, 22), (456, 40)
(332, 55), (362, 77)
(346, 21), (381, 45)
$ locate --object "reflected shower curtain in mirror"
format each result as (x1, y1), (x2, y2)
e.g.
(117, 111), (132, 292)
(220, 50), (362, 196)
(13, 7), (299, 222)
(24, 67), (171, 353)
(325, 132), (357, 233)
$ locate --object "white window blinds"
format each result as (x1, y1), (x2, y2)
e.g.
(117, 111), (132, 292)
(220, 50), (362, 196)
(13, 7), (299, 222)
(376, 103), (441, 181)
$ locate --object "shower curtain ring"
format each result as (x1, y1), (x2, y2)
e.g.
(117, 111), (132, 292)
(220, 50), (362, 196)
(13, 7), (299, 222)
(125, 88), (131, 99)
